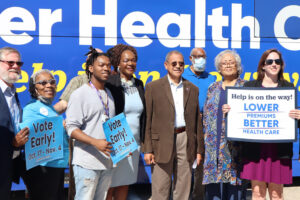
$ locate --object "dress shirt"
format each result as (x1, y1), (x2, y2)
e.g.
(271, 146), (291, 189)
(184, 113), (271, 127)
(167, 75), (186, 128)
(0, 79), (21, 158)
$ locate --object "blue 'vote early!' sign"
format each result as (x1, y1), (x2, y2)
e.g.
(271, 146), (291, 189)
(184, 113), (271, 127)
(103, 113), (138, 165)
(20, 116), (64, 170)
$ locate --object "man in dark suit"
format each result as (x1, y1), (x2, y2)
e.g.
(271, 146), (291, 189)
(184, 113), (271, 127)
(0, 47), (29, 199)
(143, 50), (204, 200)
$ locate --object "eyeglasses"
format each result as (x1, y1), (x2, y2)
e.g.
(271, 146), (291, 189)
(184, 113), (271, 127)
(35, 79), (56, 86)
(170, 61), (185, 67)
(0, 60), (24, 67)
(221, 61), (236, 67)
(265, 59), (282, 65)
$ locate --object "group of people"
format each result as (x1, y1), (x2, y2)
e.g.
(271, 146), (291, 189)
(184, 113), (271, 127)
(0, 45), (300, 200)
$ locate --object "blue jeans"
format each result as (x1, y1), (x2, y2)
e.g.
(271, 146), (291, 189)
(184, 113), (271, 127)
(205, 182), (247, 200)
(73, 165), (112, 200)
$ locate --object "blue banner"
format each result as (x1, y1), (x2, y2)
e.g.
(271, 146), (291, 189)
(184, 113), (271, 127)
(20, 116), (64, 170)
(103, 113), (139, 165)
(255, 0), (300, 38)
(2, 0), (300, 186)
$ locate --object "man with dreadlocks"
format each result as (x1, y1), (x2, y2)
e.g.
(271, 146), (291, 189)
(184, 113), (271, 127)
(66, 51), (115, 200)
(54, 47), (102, 200)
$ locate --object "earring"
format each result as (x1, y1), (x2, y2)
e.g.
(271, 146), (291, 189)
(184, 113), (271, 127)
(117, 66), (120, 73)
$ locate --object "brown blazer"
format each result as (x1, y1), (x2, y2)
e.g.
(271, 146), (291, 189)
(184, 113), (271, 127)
(142, 76), (204, 164)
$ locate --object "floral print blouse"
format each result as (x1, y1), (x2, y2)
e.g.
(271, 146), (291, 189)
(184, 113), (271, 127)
(202, 78), (244, 185)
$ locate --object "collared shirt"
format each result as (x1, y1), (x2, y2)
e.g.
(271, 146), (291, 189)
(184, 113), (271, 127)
(0, 79), (21, 158)
(167, 75), (186, 128)
(0, 79), (20, 133)
(182, 67), (216, 112)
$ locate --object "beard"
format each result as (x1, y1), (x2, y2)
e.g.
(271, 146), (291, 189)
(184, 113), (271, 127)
(0, 68), (20, 84)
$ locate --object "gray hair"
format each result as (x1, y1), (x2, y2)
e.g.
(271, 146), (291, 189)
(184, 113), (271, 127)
(0, 47), (21, 60)
(29, 69), (55, 99)
(214, 49), (242, 76)
(165, 50), (183, 63)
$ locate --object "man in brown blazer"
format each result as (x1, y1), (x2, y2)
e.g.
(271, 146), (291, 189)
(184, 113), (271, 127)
(143, 50), (204, 200)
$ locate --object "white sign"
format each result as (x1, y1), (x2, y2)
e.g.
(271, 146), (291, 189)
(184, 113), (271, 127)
(226, 87), (297, 142)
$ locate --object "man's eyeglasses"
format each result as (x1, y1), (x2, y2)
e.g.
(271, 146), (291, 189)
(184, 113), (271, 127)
(0, 60), (24, 67)
(170, 61), (185, 67)
(35, 79), (56, 86)
(265, 59), (282, 65)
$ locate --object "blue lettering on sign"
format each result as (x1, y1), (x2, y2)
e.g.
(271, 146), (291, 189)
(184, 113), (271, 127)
(244, 103), (279, 112)
(244, 119), (279, 128)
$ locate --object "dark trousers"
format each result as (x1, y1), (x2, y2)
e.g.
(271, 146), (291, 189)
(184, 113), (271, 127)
(23, 166), (65, 200)
(205, 182), (247, 200)
(0, 168), (12, 200)
(191, 159), (205, 200)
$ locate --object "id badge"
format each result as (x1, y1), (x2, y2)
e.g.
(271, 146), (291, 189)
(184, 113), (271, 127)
(101, 114), (109, 122)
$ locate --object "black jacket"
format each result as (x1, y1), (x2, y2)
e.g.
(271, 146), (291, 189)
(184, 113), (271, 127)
(0, 88), (22, 198)
(105, 74), (146, 143)
(241, 79), (296, 160)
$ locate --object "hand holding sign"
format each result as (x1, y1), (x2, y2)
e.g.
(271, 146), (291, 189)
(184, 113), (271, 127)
(13, 127), (29, 147)
(222, 104), (231, 115)
(20, 116), (64, 170)
(91, 139), (112, 156)
(289, 109), (300, 120)
(103, 113), (138, 165)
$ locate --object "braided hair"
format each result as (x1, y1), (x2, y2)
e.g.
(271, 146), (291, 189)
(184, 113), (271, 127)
(109, 44), (138, 72)
(85, 46), (110, 79)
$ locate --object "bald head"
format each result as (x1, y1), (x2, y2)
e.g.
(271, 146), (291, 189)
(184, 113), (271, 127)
(189, 48), (206, 60)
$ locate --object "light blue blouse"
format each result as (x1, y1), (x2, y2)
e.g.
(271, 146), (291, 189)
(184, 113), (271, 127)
(22, 99), (69, 168)
(123, 85), (143, 144)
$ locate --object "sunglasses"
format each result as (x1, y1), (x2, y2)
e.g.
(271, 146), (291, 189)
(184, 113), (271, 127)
(170, 61), (185, 67)
(265, 59), (282, 65)
(0, 60), (24, 67)
(35, 79), (56, 86)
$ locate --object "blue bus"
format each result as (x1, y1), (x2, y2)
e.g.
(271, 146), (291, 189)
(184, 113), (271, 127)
(1, 0), (299, 190)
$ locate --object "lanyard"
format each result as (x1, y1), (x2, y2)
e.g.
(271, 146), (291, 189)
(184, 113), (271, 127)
(90, 82), (110, 117)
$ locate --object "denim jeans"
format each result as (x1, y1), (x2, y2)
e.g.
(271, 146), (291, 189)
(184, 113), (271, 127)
(73, 165), (112, 200)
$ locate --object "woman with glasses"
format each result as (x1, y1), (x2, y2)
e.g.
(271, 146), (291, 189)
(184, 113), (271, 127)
(230, 49), (299, 200)
(22, 69), (69, 200)
(105, 44), (145, 200)
(203, 50), (246, 200)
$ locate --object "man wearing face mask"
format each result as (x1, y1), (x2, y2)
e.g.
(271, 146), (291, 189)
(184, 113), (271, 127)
(182, 48), (216, 200)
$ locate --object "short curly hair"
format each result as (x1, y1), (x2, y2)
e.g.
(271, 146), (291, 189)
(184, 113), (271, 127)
(109, 44), (138, 72)
(214, 49), (243, 76)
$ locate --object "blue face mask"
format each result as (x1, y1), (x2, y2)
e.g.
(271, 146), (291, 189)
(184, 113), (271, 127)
(193, 57), (206, 72)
